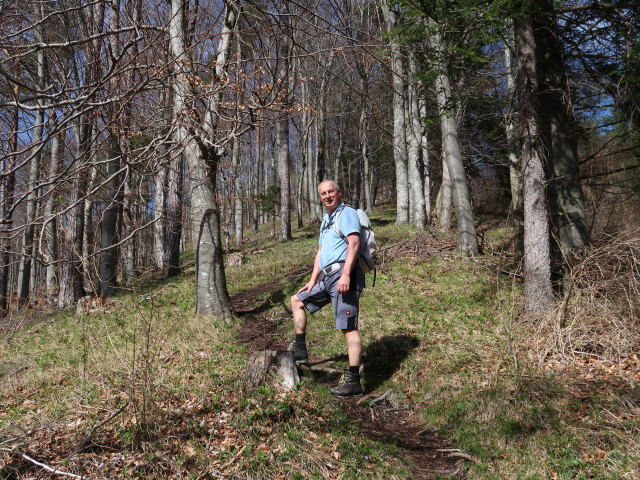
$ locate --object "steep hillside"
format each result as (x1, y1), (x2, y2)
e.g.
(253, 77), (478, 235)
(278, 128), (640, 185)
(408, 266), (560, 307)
(1, 209), (638, 479)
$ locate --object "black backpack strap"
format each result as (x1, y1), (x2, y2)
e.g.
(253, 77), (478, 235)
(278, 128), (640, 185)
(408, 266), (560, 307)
(323, 204), (348, 237)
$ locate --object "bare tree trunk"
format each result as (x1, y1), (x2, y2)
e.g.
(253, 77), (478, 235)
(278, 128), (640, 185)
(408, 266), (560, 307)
(296, 166), (305, 229)
(297, 75), (309, 226)
(317, 74), (327, 184)
(81, 160), (96, 293)
(431, 29), (478, 255)
(406, 52), (426, 228)
(18, 7), (47, 305)
(232, 135), (244, 245)
(357, 60), (369, 211)
(419, 97), (431, 224)
(232, 36), (244, 245)
(277, 107), (292, 241)
(44, 124), (62, 303)
(154, 164), (167, 270)
(504, 33), (524, 259)
(185, 143), (231, 318)
(169, 0), (233, 319)
(535, 0), (588, 257)
(310, 122), (322, 220)
(0, 79), (19, 315)
(164, 152), (183, 277)
(99, 135), (123, 298)
(515, 13), (554, 313)
(334, 127), (344, 197)
(122, 173), (135, 285)
(252, 124), (261, 233)
(382, 5), (410, 224)
(436, 150), (453, 231)
(58, 119), (92, 308)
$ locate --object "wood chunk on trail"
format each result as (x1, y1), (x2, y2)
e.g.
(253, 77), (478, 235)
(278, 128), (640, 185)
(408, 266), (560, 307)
(246, 350), (299, 391)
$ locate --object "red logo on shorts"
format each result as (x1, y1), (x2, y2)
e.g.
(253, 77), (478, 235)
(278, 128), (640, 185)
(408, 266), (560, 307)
(345, 310), (351, 315)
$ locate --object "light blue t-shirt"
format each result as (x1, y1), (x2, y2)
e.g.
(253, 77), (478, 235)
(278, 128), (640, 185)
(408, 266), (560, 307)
(319, 203), (361, 269)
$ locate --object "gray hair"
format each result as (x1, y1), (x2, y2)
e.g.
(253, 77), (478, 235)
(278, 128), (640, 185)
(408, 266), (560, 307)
(318, 179), (341, 194)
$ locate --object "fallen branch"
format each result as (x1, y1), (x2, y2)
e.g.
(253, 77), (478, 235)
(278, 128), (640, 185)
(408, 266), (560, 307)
(78, 401), (129, 448)
(298, 363), (342, 374)
(448, 451), (477, 463)
(221, 445), (246, 471)
(436, 448), (478, 463)
(416, 461), (463, 476)
(370, 389), (392, 404)
(0, 425), (47, 447)
(0, 447), (93, 480)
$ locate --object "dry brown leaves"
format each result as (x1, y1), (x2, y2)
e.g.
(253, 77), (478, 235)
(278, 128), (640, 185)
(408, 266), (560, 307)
(532, 229), (640, 363)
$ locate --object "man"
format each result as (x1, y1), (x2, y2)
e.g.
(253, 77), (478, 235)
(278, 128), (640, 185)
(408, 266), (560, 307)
(290, 180), (365, 397)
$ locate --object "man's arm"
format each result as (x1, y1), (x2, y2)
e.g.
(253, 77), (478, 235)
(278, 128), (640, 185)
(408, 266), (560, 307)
(298, 247), (323, 293)
(337, 233), (360, 294)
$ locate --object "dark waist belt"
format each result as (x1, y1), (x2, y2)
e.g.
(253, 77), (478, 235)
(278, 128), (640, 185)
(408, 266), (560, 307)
(322, 261), (344, 276)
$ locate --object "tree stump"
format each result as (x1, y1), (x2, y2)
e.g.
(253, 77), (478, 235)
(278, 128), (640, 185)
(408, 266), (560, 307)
(246, 350), (299, 391)
(225, 253), (244, 266)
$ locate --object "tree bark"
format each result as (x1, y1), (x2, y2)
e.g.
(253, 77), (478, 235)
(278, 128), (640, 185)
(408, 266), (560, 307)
(169, 0), (233, 319)
(277, 108), (292, 241)
(419, 97), (431, 224)
(18, 5), (47, 305)
(436, 149), (453, 231)
(186, 143), (231, 318)
(165, 152), (183, 277)
(382, 5), (410, 224)
(154, 163), (167, 270)
(43, 124), (62, 302)
(121, 172), (136, 286)
(276, 9), (292, 242)
(232, 135), (244, 245)
(431, 28), (478, 255)
(99, 135), (123, 298)
(58, 119), (92, 309)
(514, 13), (554, 313)
(407, 52), (427, 228)
(504, 33), (525, 259)
(534, 0), (589, 256)
(0, 78), (19, 315)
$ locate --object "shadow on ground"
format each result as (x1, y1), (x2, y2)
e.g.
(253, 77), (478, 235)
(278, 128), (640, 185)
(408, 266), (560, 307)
(362, 334), (420, 392)
(370, 218), (395, 227)
(234, 277), (465, 479)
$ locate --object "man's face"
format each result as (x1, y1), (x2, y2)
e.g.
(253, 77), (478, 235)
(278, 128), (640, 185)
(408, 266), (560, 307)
(319, 182), (342, 213)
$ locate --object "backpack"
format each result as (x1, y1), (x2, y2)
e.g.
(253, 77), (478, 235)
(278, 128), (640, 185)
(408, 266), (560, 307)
(330, 205), (378, 283)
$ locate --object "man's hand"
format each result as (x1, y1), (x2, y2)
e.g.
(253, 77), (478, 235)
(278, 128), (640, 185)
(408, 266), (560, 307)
(337, 273), (351, 294)
(298, 281), (316, 294)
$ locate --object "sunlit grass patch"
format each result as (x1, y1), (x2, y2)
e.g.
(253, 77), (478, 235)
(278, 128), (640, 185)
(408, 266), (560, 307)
(230, 386), (410, 480)
(225, 234), (317, 295)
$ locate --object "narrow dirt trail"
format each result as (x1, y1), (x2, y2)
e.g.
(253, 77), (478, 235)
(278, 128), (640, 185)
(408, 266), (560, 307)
(231, 276), (467, 479)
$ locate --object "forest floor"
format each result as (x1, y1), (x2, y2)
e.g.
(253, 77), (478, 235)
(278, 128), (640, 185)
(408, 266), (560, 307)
(232, 264), (464, 479)
(1, 206), (639, 479)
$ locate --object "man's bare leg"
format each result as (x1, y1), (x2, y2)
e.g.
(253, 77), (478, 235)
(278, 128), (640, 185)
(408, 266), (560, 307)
(331, 329), (363, 396)
(291, 295), (307, 334)
(291, 295), (309, 362)
(343, 329), (361, 366)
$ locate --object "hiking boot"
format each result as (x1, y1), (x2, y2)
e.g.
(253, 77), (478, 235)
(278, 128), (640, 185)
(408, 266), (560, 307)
(289, 342), (308, 364)
(330, 371), (363, 397)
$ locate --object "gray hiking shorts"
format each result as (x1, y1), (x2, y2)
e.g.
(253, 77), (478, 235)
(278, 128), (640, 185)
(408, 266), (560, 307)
(296, 263), (365, 330)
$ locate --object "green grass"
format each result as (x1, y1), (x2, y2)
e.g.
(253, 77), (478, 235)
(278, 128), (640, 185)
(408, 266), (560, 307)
(1, 209), (638, 479)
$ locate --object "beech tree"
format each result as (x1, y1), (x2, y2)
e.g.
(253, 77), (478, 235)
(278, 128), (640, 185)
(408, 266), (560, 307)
(382, 3), (410, 225)
(514, 10), (554, 313)
(168, 0), (238, 319)
(1, 0), (637, 318)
